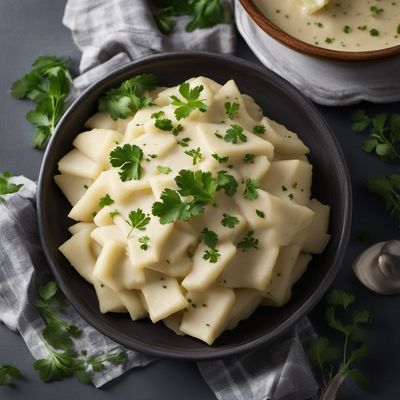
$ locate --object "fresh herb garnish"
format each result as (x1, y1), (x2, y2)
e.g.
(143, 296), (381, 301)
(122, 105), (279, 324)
(0, 365), (22, 385)
(367, 175), (400, 220)
(243, 153), (255, 163)
(139, 235), (150, 250)
(224, 124), (247, 144)
(243, 178), (259, 200)
(343, 25), (351, 33)
(109, 144), (144, 181)
(0, 171), (23, 202)
(253, 124), (265, 134)
(33, 281), (127, 383)
(203, 248), (220, 263)
(350, 110), (400, 161)
(170, 82), (207, 120)
(11, 56), (71, 150)
(126, 209), (151, 236)
(200, 227), (218, 248)
(98, 74), (156, 120)
(256, 209), (265, 218)
(224, 102), (240, 119)
(157, 165), (172, 175)
(369, 28), (379, 36)
(237, 230), (259, 251)
(152, 0), (230, 35)
(152, 169), (236, 224)
(185, 147), (203, 165)
(178, 137), (191, 147)
(221, 213), (239, 228)
(151, 111), (174, 131)
(212, 153), (229, 163)
(109, 210), (119, 219)
(307, 289), (371, 394)
(370, 5), (383, 16)
(99, 194), (114, 207)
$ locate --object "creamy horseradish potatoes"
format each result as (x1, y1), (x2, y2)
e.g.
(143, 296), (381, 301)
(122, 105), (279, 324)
(55, 76), (330, 345)
(254, 0), (400, 51)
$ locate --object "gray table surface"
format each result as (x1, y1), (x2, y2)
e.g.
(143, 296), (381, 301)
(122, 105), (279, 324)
(1, 1), (399, 399)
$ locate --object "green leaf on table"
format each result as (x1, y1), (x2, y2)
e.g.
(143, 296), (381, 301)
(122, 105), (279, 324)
(326, 289), (355, 309)
(0, 171), (23, 202)
(0, 365), (22, 385)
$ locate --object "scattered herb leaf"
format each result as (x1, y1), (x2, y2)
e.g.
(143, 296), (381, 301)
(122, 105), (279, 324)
(109, 144), (144, 181)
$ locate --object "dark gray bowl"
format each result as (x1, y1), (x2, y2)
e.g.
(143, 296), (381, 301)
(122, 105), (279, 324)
(37, 52), (351, 360)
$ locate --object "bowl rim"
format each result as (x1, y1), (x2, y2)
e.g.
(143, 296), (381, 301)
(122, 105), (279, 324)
(37, 51), (352, 360)
(239, 0), (400, 61)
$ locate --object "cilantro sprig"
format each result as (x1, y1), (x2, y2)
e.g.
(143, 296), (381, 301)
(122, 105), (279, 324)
(0, 365), (22, 386)
(99, 74), (156, 120)
(307, 289), (371, 394)
(109, 144), (144, 181)
(126, 209), (151, 237)
(367, 175), (400, 221)
(33, 281), (127, 383)
(11, 55), (72, 150)
(152, 169), (237, 224)
(152, 0), (230, 35)
(170, 82), (207, 120)
(350, 110), (400, 161)
(0, 171), (23, 202)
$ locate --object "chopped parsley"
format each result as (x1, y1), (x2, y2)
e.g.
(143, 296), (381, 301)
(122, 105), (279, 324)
(253, 124), (265, 134)
(343, 25), (351, 33)
(224, 102), (240, 119)
(178, 137), (191, 147)
(224, 124), (247, 144)
(369, 28), (379, 36)
(170, 82), (207, 120)
(138, 235), (150, 250)
(109, 210), (119, 219)
(256, 209), (265, 218)
(109, 144), (143, 181)
(237, 230), (259, 251)
(157, 165), (172, 175)
(370, 5), (383, 16)
(212, 153), (229, 163)
(99, 194), (114, 207)
(221, 213), (239, 228)
(216, 171), (238, 196)
(243, 178), (259, 200)
(185, 147), (203, 165)
(325, 37), (334, 44)
(200, 227), (218, 248)
(243, 153), (255, 163)
(151, 111), (173, 131)
(203, 248), (220, 263)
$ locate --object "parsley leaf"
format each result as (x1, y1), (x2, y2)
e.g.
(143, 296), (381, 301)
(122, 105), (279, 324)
(253, 124), (265, 134)
(256, 210), (265, 218)
(176, 170), (218, 202)
(350, 110), (400, 161)
(0, 365), (22, 386)
(237, 230), (259, 251)
(243, 153), (255, 163)
(127, 209), (151, 237)
(216, 171), (238, 197)
(11, 55), (72, 149)
(99, 194), (114, 207)
(109, 144), (144, 181)
(138, 235), (150, 250)
(152, 188), (204, 224)
(212, 153), (229, 163)
(203, 248), (220, 263)
(0, 171), (23, 202)
(151, 111), (174, 131)
(170, 82), (207, 120)
(224, 124), (247, 144)
(224, 102), (240, 119)
(178, 137), (191, 147)
(99, 74), (156, 120)
(243, 178), (259, 200)
(185, 147), (203, 165)
(157, 165), (172, 174)
(221, 213), (239, 228)
(200, 227), (218, 248)
(367, 175), (400, 220)
(152, 0), (230, 35)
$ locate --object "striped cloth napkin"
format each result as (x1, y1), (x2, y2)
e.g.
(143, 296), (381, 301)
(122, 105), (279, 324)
(0, 1), (319, 398)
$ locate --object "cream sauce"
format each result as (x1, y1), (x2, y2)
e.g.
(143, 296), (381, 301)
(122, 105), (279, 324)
(254, 0), (400, 51)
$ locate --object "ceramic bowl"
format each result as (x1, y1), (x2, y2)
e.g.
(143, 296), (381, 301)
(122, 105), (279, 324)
(237, 0), (400, 105)
(37, 52), (352, 360)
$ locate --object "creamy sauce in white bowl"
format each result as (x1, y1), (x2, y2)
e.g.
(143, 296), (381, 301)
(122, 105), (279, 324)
(254, 0), (400, 51)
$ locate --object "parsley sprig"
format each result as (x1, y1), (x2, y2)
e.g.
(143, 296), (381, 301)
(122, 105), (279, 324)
(307, 289), (371, 394)
(152, 0), (230, 35)
(185, 147), (203, 165)
(0, 171), (23, 202)
(243, 178), (259, 200)
(152, 169), (237, 224)
(224, 124), (247, 144)
(200, 228), (220, 263)
(170, 82), (207, 120)
(0, 365), (22, 386)
(350, 110), (400, 161)
(237, 230), (259, 251)
(224, 102), (240, 119)
(11, 55), (72, 150)
(126, 209), (151, 237)
(221, 213), (239, 228)
(151, 110), (182, 134)
(33, 281), (127, 383)
(99, 74), (156, 120)
(109, 144), (144, 181)
(99, 194), (114, 208)
(367, 175), (400, 221)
